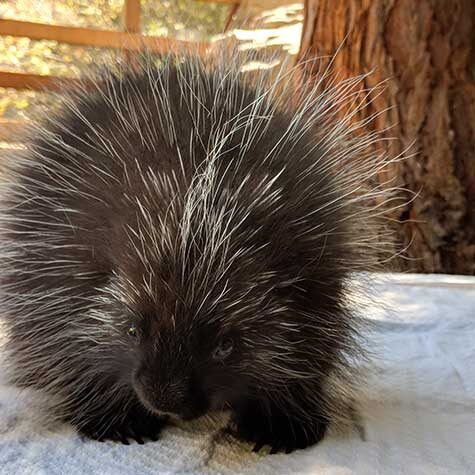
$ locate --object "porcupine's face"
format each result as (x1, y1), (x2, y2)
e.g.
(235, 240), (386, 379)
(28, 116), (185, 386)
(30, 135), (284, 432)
(112, 274), (257, 420)
(125, 309), (248, 420)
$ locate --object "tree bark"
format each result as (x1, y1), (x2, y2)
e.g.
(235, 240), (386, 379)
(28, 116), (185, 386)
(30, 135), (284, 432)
(298, 0), (475, 274)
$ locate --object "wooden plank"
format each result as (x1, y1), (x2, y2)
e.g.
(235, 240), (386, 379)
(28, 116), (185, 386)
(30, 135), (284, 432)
(124, 0), (141, 33)
(195, 0), (240, 4)
(123, 0), (141, 63)
(224, 2), (240, 31)
(0, 19), (124, 49)
(0, 19), (208, 53)
(0, 119), (28, 142)
(0, 71), (79, 92)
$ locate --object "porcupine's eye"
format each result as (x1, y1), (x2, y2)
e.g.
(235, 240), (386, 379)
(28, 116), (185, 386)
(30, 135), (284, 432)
(127, 324), (138, 338)
(213, 338), (234, 360)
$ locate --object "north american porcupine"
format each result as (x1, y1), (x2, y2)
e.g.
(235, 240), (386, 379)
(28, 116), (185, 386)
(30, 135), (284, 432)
(0, 48), (397, 453)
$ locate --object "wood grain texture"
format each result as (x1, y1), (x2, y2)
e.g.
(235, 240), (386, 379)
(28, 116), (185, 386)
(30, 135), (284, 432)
(298, 0), (475, 274)
(123, 0), (141, 33)
(0, 19), (207, 53)
(0, 119), (28, 142)
(0, 71), (80, 91)
(196, 0), (240, 4)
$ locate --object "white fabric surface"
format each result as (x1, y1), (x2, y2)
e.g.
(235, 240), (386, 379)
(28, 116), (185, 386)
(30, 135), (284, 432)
(0, 273), (474, 475)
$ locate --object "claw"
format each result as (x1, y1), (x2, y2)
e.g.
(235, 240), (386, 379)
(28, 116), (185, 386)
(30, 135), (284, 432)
(269, 444), (281, 454)
(253, 441), (265, 452)
(78, 410), (165, 444)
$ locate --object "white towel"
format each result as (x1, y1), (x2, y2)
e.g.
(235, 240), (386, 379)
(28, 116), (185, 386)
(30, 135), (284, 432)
(1, 273), (474, 474)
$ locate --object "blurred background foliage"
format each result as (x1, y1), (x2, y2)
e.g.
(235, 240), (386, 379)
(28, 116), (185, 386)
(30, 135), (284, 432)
(0, 0), (230, 118)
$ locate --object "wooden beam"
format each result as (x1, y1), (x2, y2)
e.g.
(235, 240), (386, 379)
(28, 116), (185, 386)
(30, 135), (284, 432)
(123, 0), (141, 63)
(0, 119), (28, 142)
(224, 2), (239, 31)
(0, 71), (79, 92)
(124, 0), (141, 33)
(195, 0), (240, 4)
(0, 19), (125, 49)
(0, 19), (208, 53)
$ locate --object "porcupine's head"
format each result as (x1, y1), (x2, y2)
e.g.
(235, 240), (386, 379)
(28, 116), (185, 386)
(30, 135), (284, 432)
(0, 48), (397, 427)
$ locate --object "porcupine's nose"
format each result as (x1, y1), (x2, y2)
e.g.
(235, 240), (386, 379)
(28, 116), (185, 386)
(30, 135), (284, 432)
(152, 381), (187, 415)
(134, 367), (207, 420)
(134, 368), (179, 414)
(156, 380), (208, 420)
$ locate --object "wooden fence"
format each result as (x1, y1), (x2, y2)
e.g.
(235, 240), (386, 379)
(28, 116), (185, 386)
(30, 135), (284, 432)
(0, 0), (239, 142)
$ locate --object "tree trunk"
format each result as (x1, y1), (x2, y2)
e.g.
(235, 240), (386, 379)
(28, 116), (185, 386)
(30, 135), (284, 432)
(298, 0), (475, 274)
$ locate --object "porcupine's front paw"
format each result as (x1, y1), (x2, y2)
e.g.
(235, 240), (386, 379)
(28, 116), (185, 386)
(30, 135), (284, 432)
(230, 402), (328, 454)
(78, 403), (167, 444)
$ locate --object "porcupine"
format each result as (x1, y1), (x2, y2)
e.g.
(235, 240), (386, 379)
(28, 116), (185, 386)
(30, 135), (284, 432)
(0, 48), (396, 453)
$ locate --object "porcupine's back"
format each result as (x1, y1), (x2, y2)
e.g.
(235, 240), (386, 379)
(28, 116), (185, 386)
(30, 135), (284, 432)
(0, 50), (394, 428)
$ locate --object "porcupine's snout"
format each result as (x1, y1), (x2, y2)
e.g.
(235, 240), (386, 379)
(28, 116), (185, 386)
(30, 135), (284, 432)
(133, 353), (209, 420)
